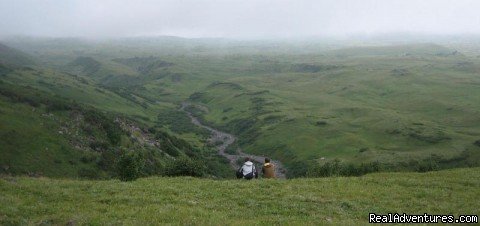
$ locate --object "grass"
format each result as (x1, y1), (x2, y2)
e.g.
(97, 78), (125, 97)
(1, 167), (479, 225)
(1, 67), (161, 123)
(171, 44), (480, 170)
(0, 67), (230, 179)
(0, 95), (96, 177)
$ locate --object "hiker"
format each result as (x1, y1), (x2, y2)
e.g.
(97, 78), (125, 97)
(236, 157), (258, 179)
(262, 158), (275, 178)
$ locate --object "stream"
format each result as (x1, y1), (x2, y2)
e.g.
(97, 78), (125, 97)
(180, 102), (287, 179)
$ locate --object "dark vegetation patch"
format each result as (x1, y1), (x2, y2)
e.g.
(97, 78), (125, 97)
(156, 109), (209, 137)
(250, 97), (267, 114)
(386, 128), (401, 135)
(474, 140), (480, 147)
(391, 68), (409, 76)
(408, 131), (451, 144)
(207, 81), (244, 90)
(67, 56), (101, 75)
(112, 56), (173, 75)
(164, 156), (206, 177)
(307, 159), (381, 177)
(184, 105), (207, 117)
(65, 72), (89, 85)
(315, 121), (328, 126)
(189, 92), (205, 101)
(83, 109), (122, 145)
(171, 73), (182, 82)
(101, 86), (149, 109)
(99, 70), (172, 87)
(291, 63), (340, 73)
(21, 66), (35, 71)
(247, 90), (270, 95)
(436, 50), (460, 57)
(100, 74), (143, 87)
(234, 90), (271, 98)
(386, 126), (451, 144)
(225, 118), (259, 146)
(303, 151), (480, 178)
(358, 147), (369, 153)
(263, 115), (285, 124)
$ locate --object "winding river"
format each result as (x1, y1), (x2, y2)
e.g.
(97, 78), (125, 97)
(180, 102), (286, 179)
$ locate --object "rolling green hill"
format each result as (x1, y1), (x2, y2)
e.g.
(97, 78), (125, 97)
(0, 43), (35, 67)
(164, 43), (480, 176)
(0, 43), (230, 179)
(1, 167), (479, 225)
(2, 38), (480, 178)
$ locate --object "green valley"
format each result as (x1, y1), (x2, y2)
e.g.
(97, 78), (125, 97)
(1, 38), (480, 178)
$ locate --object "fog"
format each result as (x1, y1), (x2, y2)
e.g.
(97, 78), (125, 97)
(1, 0), (480, 39)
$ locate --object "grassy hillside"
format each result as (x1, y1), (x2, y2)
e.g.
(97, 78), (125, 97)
(2, 38), (480, 178)
(1, 167), (479, 225)
(0, 44), (229, 179)
(175, 43), (480, 175)
(0, 80), (229, 178)
(0, 43), (35, 66)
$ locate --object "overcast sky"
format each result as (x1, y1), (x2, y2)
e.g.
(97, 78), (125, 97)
(0, 0), (479, 39)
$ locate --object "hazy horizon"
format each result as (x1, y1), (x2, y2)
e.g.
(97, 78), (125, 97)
(1, 0), (480, 39)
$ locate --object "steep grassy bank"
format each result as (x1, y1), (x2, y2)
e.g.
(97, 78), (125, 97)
(0, 46), (230, 179)
(1, 167), (479, 225)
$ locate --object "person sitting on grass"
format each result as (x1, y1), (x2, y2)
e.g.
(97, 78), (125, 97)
(262, 158), (276, 178)
(236, 157), (258, 180)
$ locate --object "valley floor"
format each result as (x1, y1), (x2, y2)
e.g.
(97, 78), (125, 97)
(1, 167), (479, 225)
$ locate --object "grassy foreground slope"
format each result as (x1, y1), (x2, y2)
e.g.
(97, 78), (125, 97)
(1, 167), (479, 225)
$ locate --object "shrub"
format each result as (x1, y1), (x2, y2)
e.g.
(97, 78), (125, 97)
(307, 159), (343, 177)
(286, 160), (310, 178)
(45, 100), (73, 112)
(89, 141), (110, 151)
(474, 140), (480, 147)
(83, 110), (122, 145)
(306, 159), (381, 177)
(80, 151), (100, 164)
(416, 155), (441, 172)
(97, 149), (119, 171)
(116, 152), (143, 181)
(164, 157), (205, 177)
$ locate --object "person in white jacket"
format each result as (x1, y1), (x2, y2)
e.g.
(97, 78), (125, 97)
(237, 157), (258, 180)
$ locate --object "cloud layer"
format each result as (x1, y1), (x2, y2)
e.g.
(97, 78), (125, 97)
(1, 0), (479, 38)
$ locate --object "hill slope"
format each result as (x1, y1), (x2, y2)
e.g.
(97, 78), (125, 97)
(1, 167), (479, 225)
(2, 38), (480, 178)
(0, 43), (35, 66)
(0, 47), (229, 179)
